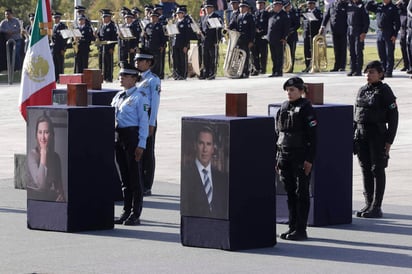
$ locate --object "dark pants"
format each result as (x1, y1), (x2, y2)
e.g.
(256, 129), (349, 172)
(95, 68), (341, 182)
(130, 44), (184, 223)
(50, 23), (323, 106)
(331, 31), (347, 70)
(115, 127), (144, 218)
(277, 151), (310, 232)
(151, 50), (163, 79)
(253, 37), (268, 74)
(303, 35), (312, 68)
(202, 43), (218, 78)
(143, 127), (157, 192)
(348, 33), (364, 74)
(356, 130), (387, 208)
(172, 46), (187, 79)
(74, 47), (90, 73)
(407, 28), (412, 71)
(269, 41), (284, 75)
(53, 50), (65, 82)
(99, 47), (114, 82)
(376, 30), (395, 74)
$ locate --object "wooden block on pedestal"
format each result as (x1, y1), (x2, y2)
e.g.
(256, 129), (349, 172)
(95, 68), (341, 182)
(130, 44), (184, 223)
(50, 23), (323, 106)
(225, 93), (247, 117)
(83, 69), (103, 90)
(305, 83), (324, 105)
(67, 83), (88, 106)
(59, 74), (84, 84)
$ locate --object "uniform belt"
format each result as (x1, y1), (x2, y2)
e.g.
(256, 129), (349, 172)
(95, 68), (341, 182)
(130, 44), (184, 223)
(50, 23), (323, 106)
(116, 126), (139, 133)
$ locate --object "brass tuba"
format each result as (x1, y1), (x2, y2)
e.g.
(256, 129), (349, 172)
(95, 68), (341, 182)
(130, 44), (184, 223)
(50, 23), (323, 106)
(283, 43), (292, 73)
(223, 29), (247, 78)
(310, 34), (327, 73)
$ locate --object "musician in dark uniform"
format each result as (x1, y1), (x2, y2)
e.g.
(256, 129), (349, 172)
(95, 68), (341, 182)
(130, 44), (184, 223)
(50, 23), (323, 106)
(119, 11), (140, 64)
(252, 0), (270, 75)
(353, 60), (398, 218)
(143, 11), (167, 78)
(319, 0), (348, 72)
(346, 0), (369, 76)
(407, 0), (412, 74)
(229, 0), (255, 78)
(51, 12), (68, 83)
(74, 15), (95, 73)
(366, 0), (400, 77)
(155, 4), (168, 79)
(97, 9), (118, 83)
(228, 0), (241, 25)
(299, 0), (323, 72)
(172, 6), (191, 80)
(275, 77), (318, 241)
(267, 0), (290, 77)
(284, 1), (301, 73)
(74, 5), (91, 27)
(200, 1), (223, 80)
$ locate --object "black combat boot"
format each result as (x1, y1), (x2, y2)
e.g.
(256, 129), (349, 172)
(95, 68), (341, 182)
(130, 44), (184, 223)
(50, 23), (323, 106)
(362, 206), (383, 218)
(356, 192), (372, 217)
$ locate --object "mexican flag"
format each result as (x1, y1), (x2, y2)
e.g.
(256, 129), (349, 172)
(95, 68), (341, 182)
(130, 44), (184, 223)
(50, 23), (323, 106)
(18, 0), (55, 120)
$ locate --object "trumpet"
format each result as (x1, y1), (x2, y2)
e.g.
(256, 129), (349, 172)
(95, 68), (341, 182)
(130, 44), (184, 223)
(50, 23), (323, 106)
(310, 34), (328, 73)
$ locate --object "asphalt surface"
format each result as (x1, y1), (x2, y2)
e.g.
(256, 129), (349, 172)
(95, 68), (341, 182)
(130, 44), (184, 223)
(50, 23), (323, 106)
(0, 69), (411, 273)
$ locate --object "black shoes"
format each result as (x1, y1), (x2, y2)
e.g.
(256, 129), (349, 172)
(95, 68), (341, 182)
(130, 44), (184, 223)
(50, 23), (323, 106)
(268, 73), (282, 77)
(356, 204), (371, 217)
(124, 214), (141, 226)
(280, 229), (308, 241)
(362, 207), (383, 218)
(280, 229), (295, 240)
(384, 72), (392, 78)
(143, 189), (152, 196)
(347, 72), (362, 76)
(114, 211), (131, 224)
(285, 230), (308, 241)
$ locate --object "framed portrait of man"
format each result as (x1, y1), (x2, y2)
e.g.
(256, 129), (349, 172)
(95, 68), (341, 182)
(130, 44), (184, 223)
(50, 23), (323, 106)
(181, 120), (229, 219)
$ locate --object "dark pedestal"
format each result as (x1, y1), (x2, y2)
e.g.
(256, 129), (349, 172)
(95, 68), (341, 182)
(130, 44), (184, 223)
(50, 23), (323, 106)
(26, 106), (115, 232)
(181, 115), (276, 250)
(269, 104), (353, 226)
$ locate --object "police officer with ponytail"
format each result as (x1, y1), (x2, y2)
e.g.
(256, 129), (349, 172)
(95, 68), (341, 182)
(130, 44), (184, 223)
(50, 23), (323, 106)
(354, 60), (399, 218)
(275, 77), (318, 241)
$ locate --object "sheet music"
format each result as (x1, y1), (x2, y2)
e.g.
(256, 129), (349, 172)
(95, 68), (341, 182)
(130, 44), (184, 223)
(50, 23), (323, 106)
(303, 12), (318, 21)
(60, 29), (83, 39)
(207, 17), (222, 29)
(119, 27), (135, 39)
(165, 24), (180, 36)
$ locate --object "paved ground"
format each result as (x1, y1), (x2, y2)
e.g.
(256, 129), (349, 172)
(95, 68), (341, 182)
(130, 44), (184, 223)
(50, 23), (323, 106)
(0, 70), (411, 273)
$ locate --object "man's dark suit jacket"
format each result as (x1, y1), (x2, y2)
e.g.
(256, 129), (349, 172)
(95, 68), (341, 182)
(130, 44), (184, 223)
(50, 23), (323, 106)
(181, 162), (228, 219)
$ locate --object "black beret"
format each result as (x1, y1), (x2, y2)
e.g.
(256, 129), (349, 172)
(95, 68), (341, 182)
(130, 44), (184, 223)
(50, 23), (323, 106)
(283, 77), (305, 90)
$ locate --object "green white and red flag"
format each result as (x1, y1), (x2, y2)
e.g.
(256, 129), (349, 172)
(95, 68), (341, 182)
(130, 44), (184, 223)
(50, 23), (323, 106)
(18, 0), (55, 120)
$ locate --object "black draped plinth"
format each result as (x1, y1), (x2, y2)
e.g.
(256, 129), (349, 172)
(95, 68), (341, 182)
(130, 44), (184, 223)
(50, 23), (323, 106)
(181, 115), (276, 250)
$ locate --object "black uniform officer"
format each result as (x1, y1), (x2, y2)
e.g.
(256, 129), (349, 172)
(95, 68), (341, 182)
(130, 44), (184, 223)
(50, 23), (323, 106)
(155, 4), (168, 79)
(172, 6), (191, 80)
(354, 61), (398, 218)
(229, 0), (255, 78)
(228, 0), (241, 26)
(366, 0), (400, 77)
(97, 9), (118, 82)
(300, 0), (323, 72)
(397, 0), (410, 71)
(112, 62), (150, 226)
(144, 11), (167, 78)
(319, 0), (348, 72)
(119, 11), (141, 64)
(284, 1), (301, 73)
(267, 0), (290, 77)
(74, 15), (95, 73)
(346, 0), (369, 76)
(252, 0), (270, 75)
(200, 1), (223, 80)
(51, 12), (68, 83)
(275, 77), (318, 241)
